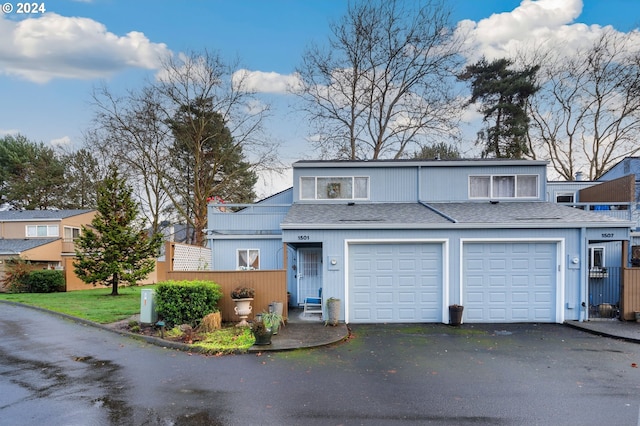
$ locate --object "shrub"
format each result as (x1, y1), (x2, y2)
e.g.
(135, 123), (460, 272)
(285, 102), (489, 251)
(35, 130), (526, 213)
(2, 258), (33, 293)
(24, 270), (65, 293)
(154, 280), (222, 328)
(3, 261), (64, 293)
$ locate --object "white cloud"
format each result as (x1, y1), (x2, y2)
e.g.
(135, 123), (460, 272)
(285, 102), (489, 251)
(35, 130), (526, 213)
(0, 128), (20, 136)
(0, 13), (170, 83)
(50, 136), (72, 148)
(232, 69), (303, 94)
(456, 0), (630, 63)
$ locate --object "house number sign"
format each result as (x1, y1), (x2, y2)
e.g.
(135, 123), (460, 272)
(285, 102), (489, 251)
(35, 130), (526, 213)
(298, 235), (311, 241)
(587, 228), (626, 241)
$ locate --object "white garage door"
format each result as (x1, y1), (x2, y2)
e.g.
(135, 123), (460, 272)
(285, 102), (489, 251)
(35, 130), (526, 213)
(349, 243), (443, 323)
(463, 242), (557, 323)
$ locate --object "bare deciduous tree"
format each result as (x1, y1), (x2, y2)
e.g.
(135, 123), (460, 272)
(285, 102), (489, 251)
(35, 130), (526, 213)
(156, 50), (278, 246)
(89, 50), (279, 245)
(525, 29), (640, 180)
(88, 84), (173, 235)
(296, 0), (464, 160)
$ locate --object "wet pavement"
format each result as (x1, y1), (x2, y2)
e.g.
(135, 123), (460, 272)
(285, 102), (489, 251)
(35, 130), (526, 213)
(2, 302), (640, 425)
(566, 318), (640, 343)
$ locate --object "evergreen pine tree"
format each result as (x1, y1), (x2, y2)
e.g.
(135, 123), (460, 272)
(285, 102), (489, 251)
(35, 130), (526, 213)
(74, 165), (162, 295)
(459, 58), (539, 159)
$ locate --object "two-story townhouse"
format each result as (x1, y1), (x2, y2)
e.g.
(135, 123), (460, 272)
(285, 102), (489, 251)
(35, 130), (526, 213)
(0, 209), (96, 286)
(207, 159), (632, 324)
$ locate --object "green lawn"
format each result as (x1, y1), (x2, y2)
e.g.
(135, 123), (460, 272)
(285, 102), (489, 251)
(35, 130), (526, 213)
(0, 285), (153, 324)
(0, 285), (256, 353)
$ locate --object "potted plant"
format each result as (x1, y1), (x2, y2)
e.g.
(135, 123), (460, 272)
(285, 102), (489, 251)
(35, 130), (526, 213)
(251, 318), (273, 345)
(261, 311), (284, 335)
(231, 285), (255, 327)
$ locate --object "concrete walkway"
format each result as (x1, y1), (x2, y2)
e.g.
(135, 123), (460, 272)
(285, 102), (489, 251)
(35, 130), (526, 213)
(249, 308), (349, 352)
(565, 318), (640, 344)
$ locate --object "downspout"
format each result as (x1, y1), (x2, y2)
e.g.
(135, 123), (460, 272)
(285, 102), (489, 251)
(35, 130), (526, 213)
(580, 227), (587, 322)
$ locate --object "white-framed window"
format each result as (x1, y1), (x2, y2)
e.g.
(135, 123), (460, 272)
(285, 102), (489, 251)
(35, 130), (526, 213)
(555, 192), (575, 203)
(26, 225), (59, 237)
(469, 175), (538, 199)
(589, 247), (605, 270)
(237, 249), (260, 270)
(300, 176), (369, 200)
(63, 226), (81, 241)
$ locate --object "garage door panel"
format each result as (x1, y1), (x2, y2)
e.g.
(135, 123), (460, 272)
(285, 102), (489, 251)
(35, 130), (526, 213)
(349, 243), (443, 323)
(464, 242), (556, 323)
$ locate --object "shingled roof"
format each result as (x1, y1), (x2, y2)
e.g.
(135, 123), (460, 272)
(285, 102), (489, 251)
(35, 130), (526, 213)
(0, 238), (59, 255)
(0, 210), (93, 221)
(281, 201), (631, 230)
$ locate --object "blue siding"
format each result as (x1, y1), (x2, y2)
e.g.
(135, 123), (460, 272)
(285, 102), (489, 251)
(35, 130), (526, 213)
(209, 238), (284, 271)
(282, 226), (606, 322)
(423, 164), (547, 202)
(292, 162), (547, 203)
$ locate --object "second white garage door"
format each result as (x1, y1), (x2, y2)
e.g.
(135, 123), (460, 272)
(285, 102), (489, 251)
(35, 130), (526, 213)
(463, 242), (558, 323)
(349, 243), (443, 323)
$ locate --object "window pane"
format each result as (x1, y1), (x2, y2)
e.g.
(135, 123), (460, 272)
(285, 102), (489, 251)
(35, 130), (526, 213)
(517, 175), (537, 197)
(556, 193), (574, 203)
(47, 225), (59, 237)
(300, 177), (315, 199)
(354, 177), (368, 199)
(493, 176), (515, 197)
(592, 248), (604, 268)
(317, 177), (352, 199)
(238, 249), (260, 270)
(249, 249), (260, 270)
(37, 226), (47, 237)
(470, 176), (490, 198)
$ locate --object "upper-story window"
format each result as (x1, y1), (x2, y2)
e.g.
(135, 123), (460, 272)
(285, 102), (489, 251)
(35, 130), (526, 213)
(64, 226), (81, 241)
(26, 225), (59, 237)
(555, 192), (575, 203)
(469, 175), (538, 199)
(300, 176), (369, 200)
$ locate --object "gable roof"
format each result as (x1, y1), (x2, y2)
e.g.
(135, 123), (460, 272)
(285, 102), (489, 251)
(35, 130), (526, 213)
(282, 202), (631, 230)
(0, 209), (94, 221)
(0, 238), (59, 255)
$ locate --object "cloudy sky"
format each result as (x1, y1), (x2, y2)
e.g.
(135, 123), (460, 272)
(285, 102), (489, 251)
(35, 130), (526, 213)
(0, 0), (638, 195)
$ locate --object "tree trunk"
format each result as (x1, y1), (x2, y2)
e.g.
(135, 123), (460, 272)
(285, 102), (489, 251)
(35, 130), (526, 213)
(110, 273), (119, 296)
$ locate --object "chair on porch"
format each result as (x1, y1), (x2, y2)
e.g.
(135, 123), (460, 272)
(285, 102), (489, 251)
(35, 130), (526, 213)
(303, 287), (323, 317)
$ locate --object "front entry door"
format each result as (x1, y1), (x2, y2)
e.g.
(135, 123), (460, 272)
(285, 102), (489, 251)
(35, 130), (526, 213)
(297, 247), (323, 305)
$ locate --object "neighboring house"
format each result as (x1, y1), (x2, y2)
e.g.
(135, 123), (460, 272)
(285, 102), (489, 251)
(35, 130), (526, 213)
(207, 159), (632, 325)
(0, 209), (96, 286)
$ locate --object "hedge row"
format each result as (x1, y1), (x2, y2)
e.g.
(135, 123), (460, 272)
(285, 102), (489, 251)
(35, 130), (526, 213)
(154, 280), (223, 328)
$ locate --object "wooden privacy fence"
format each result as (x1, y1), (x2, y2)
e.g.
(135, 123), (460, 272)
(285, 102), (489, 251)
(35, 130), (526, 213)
(622, 267), (640, 321)
(167, 270), (288, 323)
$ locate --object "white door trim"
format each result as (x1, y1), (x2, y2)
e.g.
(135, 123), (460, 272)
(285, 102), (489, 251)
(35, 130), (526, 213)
(459, 238), (565, 324)
(344, 238), (449, 324)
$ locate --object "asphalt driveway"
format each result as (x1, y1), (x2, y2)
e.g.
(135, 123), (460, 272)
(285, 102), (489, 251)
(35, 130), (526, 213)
(1, 304), (640, 425)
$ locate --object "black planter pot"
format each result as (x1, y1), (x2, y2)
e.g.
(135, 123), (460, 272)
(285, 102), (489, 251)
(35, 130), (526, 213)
(252, 330), (273, 345)
(449, 305), (464, 326)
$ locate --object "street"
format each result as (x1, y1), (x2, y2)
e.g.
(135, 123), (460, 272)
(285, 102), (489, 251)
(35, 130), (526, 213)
(1, 303), (640, 425)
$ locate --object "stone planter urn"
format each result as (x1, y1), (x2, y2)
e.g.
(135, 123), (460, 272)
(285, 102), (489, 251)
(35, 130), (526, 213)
(233, 298), (253, 327)
(326, 297), (340, 326)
